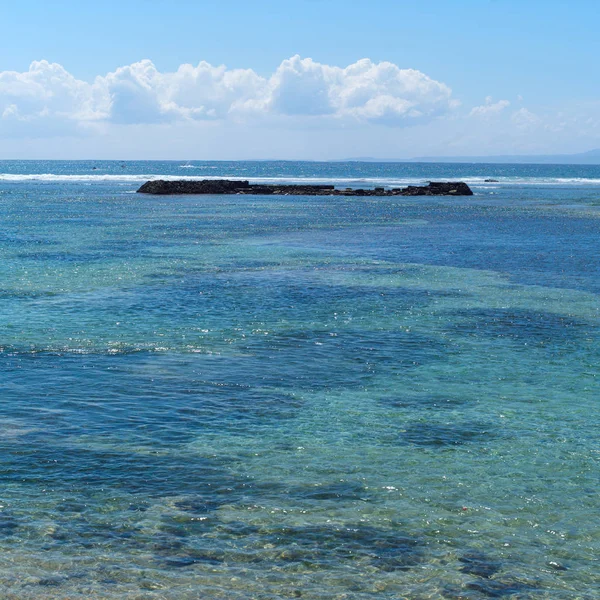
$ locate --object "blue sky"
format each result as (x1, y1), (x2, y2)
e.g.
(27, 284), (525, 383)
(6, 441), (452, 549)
(1, 0), (600, 159)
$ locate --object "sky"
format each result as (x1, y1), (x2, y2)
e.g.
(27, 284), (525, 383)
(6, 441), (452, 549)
(1, 0), (600, 159)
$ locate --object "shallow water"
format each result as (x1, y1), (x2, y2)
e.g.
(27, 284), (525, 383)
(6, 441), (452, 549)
(0, 161), (598, 598)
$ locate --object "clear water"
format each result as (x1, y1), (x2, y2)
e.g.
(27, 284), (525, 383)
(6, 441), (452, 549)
(0, 161), (598, 598)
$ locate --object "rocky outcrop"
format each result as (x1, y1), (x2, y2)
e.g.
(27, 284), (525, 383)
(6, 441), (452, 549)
(395, 182), (473, 196)
(137, 179), (473, 197)
(137, 179), (252, 195)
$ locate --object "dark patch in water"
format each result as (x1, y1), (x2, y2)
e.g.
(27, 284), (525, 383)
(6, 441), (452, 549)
(37, 577), (65, 587)
(265, 524), (422, 571)
(128, 502), (149, 512)
(290, 481), (371, 502)
(161, 511), (214, 531)
(465, 578), (537, 597)
(400, 421), (493, 447)
(56, 500), (88, 514)
(161, 556), (202, 568)
(49, 530), (69, 542)
(173, 496), (221, 514)
(162, 551), (224, 568)
(449, 308), (595, 344)
(459, 552), (501, 578)
(0, 351), (305, 444)
(173, 384), (303, 427)
(2, 444), (233, 497)
(46, 516), (142, 551)
(175, 479), (371, 506)
(241, 329), (446, 391)
(152, 536), (186, 552)
(215, 521), (261, 538)
(153, 536), (225, 569)
(0, 516), (19, 536)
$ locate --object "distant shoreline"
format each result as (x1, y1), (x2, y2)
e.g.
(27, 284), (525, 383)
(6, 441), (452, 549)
(1, 147), (600, 166)
(2, 158), (600, 166)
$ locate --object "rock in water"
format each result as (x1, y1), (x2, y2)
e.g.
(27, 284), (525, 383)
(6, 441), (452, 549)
(397, 182), (473, 196)
(136, 180), (252, 195)
(136, 179), (473, 197)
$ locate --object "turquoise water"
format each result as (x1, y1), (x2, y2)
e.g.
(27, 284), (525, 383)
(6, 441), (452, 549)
(0, 161), (598, 598)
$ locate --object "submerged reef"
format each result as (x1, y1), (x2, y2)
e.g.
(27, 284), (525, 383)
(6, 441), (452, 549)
(137, 179), (473, 196)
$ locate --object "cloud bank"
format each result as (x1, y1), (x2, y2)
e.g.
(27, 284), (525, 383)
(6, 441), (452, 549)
(3, 57), (592, 159)
(0, 56), (456, 135)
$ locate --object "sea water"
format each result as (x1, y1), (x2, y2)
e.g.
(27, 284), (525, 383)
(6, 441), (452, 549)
(0, 161), (598, 599)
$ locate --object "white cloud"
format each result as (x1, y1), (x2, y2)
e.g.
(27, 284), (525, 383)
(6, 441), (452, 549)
(168, 62), (265, 119)
(0, 56), (457, 134)
(511, 107), (541, 128)
(0, 60), (104, 135)
(469, 96), (510, 118)
(98, 60), (167, 124)
(95, 59), (267, 123)
(264, 56), (455, 124)
(266, 56), (336, 116)
(0, 60), (98, 120)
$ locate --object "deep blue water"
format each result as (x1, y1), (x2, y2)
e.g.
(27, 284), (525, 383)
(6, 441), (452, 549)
(0, 161), (598, 598)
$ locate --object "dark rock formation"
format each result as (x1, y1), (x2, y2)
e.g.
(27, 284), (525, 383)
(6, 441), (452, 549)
(137, 179), (473, 197)
(138, 179), (252, 195)
(484, 178), (499, 182)
(395, 182), (473, 196)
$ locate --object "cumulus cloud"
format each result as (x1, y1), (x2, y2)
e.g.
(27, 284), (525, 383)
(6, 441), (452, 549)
(0, 56), (457, 134)
(469, 96), (510, 118)
(95, 59), (267, 123)
(98, 60), (167, 124)
(0, 60), (104, 135)
(0, 60), (98, 120)
(258, 56), (456, 124)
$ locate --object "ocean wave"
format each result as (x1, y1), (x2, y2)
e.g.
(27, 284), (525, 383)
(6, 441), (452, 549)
(460, 176), (600, 186)
(0, 173), (183, 183)
(179, 164), (219, 169)
(1, 173), (600, 186)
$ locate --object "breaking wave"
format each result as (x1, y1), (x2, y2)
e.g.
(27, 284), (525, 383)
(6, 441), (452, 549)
(2, 172), (600, 187)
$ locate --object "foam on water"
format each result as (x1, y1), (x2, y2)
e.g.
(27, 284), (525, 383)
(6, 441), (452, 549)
(3, 171), (600, 187)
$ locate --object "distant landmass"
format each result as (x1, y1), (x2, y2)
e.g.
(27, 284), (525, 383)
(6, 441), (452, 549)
(342, 149), (600, 165)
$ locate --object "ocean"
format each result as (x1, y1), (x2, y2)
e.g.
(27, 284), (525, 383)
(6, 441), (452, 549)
(0, 160), (598, 599)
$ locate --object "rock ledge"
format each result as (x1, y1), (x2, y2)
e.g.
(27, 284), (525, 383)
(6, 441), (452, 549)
(137, 179), (473, 196)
